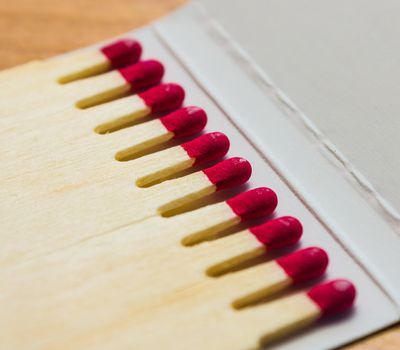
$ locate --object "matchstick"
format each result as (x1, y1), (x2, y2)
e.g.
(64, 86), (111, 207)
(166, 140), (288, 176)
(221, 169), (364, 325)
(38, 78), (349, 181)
(0, 36), (358, 350)
(0, 75), (184, 194)
(0, 83), (185, 184)
(0, 58), (165, 117)
(230, 247), (329, 308)
(0, 185), (355, 350)
(0, 38), (142, 94)
(234, 279), (356, 348)
(67, 279), (354, 350)
(0, 187), (280, 291)
(73, 59), (165, 109)
(110, 105), (206, 153)
(57, 39), (143, 83)
(1, 74), (183, 174)
(0, 157), (252, 266)
(129, 132), (230, 186)
(204, 216), (303, 276)
(1, 104), (207, 205)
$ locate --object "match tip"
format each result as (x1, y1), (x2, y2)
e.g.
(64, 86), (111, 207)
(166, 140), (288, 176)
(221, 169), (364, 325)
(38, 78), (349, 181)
(226, 187), (278, 221)
(160, 106), (207, 138)
(139, 83), (185, 113)
(307, 279), (357, 317)
(249, 216), (303, 248)
(203, 157), (251, 191)
(276, 247), (329, 283)
(101, 39), (142, 68)
(181, 132), (230, 164)
(119, 60), (164, 90)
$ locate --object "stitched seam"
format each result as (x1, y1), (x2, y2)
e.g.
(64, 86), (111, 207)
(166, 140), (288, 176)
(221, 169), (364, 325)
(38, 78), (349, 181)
(153, 18), (400, 308)
(192, 1), (400, 234)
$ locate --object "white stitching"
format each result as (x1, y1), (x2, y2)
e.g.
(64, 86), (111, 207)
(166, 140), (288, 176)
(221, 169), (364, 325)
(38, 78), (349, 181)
(192, 1), (400, 233)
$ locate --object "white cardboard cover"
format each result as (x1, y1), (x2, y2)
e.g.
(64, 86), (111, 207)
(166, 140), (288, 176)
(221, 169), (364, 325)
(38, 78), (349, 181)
(200, 0), (400, 221)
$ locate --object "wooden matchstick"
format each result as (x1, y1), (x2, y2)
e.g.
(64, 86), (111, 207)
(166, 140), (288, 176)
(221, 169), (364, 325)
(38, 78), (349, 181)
(0, 185), (354, 350)
(0, 188), (280, 300)
(205, 216), (303, 276)
(230, 247), (329, 308)
(58, 39), (143, 83)
(1, 83), (185, 183)
(0, 38), (142, 95)
(236, 279), (357, 348)
(1, 105), (206, 207)
(0, 156), (252, 267)
(1, 102), (215, 266)
(0, 58), (164, 118)
(0, 38), (357, 350)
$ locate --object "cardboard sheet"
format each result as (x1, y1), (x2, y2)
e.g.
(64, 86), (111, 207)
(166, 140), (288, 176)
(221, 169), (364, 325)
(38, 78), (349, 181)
(199, 0), (400, 224)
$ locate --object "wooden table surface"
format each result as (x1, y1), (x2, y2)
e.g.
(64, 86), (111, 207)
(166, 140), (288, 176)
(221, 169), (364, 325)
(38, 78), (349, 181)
(0, 0), (398, 349)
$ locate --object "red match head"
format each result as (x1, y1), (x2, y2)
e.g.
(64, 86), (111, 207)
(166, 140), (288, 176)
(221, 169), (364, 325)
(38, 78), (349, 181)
(203, 157), (252, 191)
(160, 107), (207, 138)
(139, 83), (185, 113)
(119, 60), (164, 90)
(307, 279), (357, 317)
(101, 39), (142, 68)
(276, 247), (329, 283)
(226, 187), (278, 221)
(250, 216), (303, 248)
(181, 132), (230, 165)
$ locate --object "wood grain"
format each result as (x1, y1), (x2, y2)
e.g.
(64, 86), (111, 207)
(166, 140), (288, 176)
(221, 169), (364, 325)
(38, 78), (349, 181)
(0, 0), (398, 348)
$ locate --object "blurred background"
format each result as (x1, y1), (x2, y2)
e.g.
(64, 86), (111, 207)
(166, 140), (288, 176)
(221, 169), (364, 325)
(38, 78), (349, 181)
(0, 0), (185, 69)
